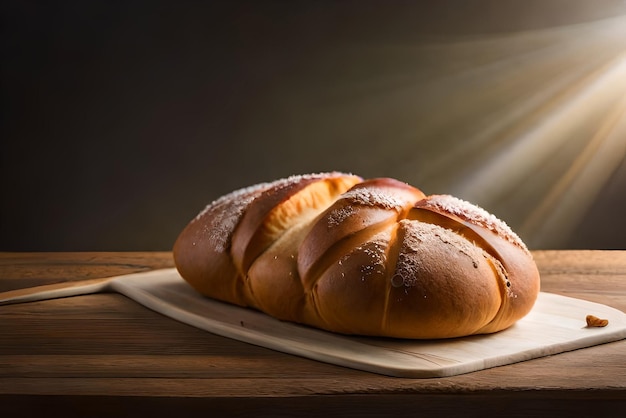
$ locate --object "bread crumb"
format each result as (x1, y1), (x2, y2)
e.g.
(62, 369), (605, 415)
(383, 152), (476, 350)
(586, 315), (609, 327)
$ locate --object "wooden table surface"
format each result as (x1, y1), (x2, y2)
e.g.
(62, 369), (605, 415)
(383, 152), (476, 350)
(1, 251), (625, 417)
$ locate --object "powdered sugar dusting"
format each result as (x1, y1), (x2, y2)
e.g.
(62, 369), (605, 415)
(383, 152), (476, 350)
(341, 187), (406, 211)
(327, 205), (357, 227)
(192, 172), (355, 252)
(326, 182), (415, 228)
(194, 182), (272, 252)
(393, 220), (482, 289)
(392, 252), (422, 290)
(392, 220), (428, 289)
(337, 231), (389, 280)
(356, 234), (388, 279)
(424, 195), (529, 253)
(265, 171), (356, 195)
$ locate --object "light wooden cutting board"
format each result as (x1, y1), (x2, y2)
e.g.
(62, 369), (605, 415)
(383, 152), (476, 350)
(2, 268), (625, 378)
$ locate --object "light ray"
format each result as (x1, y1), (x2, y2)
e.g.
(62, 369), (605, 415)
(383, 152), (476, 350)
(241, 13), (626, 248)
(521, 94), (626, 248)
(452, 52), (626, 202)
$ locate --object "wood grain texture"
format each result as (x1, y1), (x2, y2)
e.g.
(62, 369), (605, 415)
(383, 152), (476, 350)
(0, 251), (625, 417)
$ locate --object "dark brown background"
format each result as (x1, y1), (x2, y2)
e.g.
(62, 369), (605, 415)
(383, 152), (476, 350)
(2, 0), (626, 251)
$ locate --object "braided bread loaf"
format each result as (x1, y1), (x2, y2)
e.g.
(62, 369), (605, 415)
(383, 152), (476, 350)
(173, 172), (540, 339)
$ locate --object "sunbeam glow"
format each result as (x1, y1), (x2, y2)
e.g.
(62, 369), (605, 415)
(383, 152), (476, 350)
(439, 16), (626, 248)
(237, 13), (626, 249)
(520, 92), (626, 247)
(453, 52), (626, 201)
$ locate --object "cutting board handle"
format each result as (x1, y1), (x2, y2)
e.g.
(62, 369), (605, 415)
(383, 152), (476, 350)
(0, 278), (112, 306)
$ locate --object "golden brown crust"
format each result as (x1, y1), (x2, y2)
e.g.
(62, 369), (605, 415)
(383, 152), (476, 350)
(173, 173), (541, 339)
